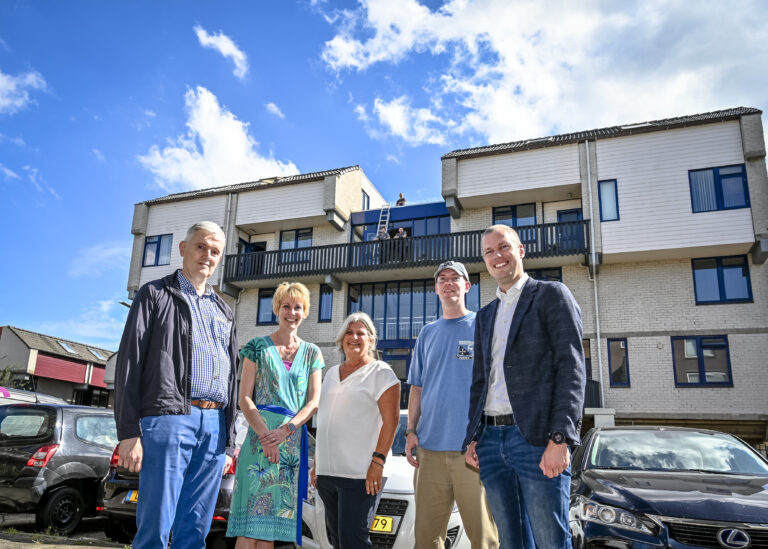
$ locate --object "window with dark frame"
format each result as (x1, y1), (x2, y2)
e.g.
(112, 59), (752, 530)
(143, 234), (173, 267)
(493, 204), (537, 227)
(362, 190), (370, 210)
(598, 179), (619, 221)
(689, 164), (749, 213)
(671, 335), (732, 386)
(279, 228), (312, 263)
(608, 338), (630, 387)
(319, 285), (333, 322)
(528, 268), (562, 282)
(257, 288), (277, 325)
(692, 255), (752, 304)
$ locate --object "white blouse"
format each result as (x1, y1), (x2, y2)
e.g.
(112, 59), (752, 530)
(315, 360), (399, 479)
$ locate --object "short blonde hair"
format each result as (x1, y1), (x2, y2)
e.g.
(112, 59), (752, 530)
(272, 282), (311, 316)
(482, 224), (522, 245)
(335, 312), (378, 357)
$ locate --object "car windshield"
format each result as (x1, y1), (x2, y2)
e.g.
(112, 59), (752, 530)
(589, 429), (768, 475)
(391, 414), (408, 456)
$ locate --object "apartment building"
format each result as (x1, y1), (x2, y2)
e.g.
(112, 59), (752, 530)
(124, 107), (767, 446)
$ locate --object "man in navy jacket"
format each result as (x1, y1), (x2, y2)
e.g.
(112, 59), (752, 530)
(464, 224), (585, 549)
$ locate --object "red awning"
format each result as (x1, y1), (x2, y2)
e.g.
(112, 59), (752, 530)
(34, 354), (87, 384)
(90, 366), (106, 388)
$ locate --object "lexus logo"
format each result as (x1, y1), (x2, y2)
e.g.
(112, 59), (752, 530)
(717, 528), (750, 549)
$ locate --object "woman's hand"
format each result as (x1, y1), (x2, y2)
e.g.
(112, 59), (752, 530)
(261, 440), (280, 464)
(366, 460), (384, 495)
(259, 425), (290, 447)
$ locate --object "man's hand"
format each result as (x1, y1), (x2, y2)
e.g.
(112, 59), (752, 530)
(118, 437), (143, 473)
(539, 440), (570, 478)
(310, 465), (317, 488)
(465, 441), (479, 469)
(222, 455), (233, 476)
(405, 433), (419, 468)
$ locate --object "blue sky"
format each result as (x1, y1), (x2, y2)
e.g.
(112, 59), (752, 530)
(2, 0), (767, 350)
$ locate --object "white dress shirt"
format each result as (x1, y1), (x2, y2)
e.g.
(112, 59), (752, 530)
(484, 273), (529, 415)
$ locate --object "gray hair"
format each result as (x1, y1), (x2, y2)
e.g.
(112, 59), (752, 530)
(185, 221), (226, 243)
(335, 312), (378, 357)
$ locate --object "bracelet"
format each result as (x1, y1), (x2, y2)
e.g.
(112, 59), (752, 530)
(405, 428), (417, 436)
(370, 460), (384, 468)
(372, 451), (386, 463)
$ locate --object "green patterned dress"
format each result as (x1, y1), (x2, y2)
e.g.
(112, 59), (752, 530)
(227, 336), (324, 541)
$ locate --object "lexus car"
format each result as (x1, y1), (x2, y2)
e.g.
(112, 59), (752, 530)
(570, 426), (768, 549)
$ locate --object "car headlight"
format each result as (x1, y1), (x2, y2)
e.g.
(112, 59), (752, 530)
(575, 496), (652, 534)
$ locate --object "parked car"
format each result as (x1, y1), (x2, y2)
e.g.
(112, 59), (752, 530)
(0, 387), (68, 405)
(0, 403), (118, 534)
(570, 426), (768, 549)
(98, 412), (249, 546)
(300, 411), (470, 549)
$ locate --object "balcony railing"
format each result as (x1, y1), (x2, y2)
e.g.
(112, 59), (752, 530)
(224, 220), (589, 283)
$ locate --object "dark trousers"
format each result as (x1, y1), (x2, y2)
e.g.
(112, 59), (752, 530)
(316, 475), (380, 549)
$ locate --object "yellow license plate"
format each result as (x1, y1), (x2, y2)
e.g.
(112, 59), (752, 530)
(370, 515), (394, 533)
(125, 490), (139, 503)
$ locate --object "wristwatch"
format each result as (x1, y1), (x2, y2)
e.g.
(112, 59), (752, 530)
(548, 431), (566, 445)
(405, 428), (417, 436)
(372, 451), (386, 463)
(286, 422), (297, 434)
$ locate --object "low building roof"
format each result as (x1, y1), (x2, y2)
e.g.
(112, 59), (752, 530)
(442, 107), (762, 160)
(141, 165), (361, 206)
(2, 326), (114, 366)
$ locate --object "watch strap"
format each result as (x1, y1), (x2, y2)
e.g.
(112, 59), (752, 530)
(372, 451), (386, 463)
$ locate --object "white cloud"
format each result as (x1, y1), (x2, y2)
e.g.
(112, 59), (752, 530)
(0, 132), (24, 146)
(22, 165), (59, 199)
(0, 163), (19, 180)
(194, 25), (249, 79)
(138, 86), (299, 192)
(92, 148), (105, 162)
(373, 95), (448, 146)
(68, 242), (132, 278)
(385, 154), (401, 164)
(144, 110), (156, 117)
(353, 104), (369, 121)
(265, 102), (285, 119)
(0, 66), (46, 114)
(322, 0), (768, 144)
(38, 299), (128, 351)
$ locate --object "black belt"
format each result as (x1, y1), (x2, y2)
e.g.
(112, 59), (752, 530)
(482, 414), (515, 426)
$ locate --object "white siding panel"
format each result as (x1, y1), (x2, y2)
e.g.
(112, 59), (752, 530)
(597, 122), (754, 253)
(458, 144), (580, 197)
(236, 182), (325, 225)
(140, 196), (227, 287)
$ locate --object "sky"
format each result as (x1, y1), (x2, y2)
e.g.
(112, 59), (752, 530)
(1, 0), (767, 351)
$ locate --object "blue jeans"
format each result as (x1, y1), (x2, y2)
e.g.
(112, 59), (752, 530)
(133, 408), (226, 549)
(476, 425), (571, 549)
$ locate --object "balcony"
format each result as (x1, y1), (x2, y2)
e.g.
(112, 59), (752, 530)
(223, 220), (590, 283)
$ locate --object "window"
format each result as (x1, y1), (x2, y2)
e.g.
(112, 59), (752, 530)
(75, 415), (118, 448)
(607, 338), (629, 387)
(689, 164), (749, 213)
(319, 285), (333, 322)
(348, 275), (480, 341)
(671, 336), (732, 386)
(88, 348), (106, 360)
(362, 190), (370, 210)
(257, 289), (277, 325)
(57, 340), (78, 355)
(598, 179), (619, 221)
(279, 228), (312, 263)
(692, 255), (752, 304)
(493, 204), (537, 227)
(143, 234), (173, 267)
(528, 268), (562, 282)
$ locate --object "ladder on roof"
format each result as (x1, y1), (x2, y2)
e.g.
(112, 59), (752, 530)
(377, 203), (391, 234)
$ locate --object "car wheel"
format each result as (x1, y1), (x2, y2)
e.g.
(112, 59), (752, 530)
(104, 517), (137, 544)
(35, 487), (84, 535)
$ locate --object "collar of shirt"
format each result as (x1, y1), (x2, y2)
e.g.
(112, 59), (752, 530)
(177, 270), (213, 298)
(496, 272), (529, 303)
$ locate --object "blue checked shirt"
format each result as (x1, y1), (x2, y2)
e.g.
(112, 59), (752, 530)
(177, 272), (231, 405)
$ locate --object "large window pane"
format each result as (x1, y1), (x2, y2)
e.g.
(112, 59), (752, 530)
(280, 230), (296, 250)
(466, 275), (480, 312)
(702, 338), (729, 382)
(721, 176), (747, 209)
(373, 284), (386, 338)
(517, 204), (536, 226)
(439, 216), (451, 234)
(721, 257), (750, 300)
(361, 284), (373, 316)
(143, 236), (158, 266)
(158, 235), (173, 265)
(411, 281), (425, 337)
(494, 207), (514, 227)
(426, 217), (439, 235)
(672, 338), (698, 384)
(399, 283), (411, 339)
(319, 285), (333, 322)
(257, 289), (276, 325)
(608, 339), (629, 386)
(599, 180), (619, 221)
(297, 229), (312, 248)
(692, 258), (720, 302)
(425, 286), (438, 325)
(672, 336), (732, 386)
(689, 166), (748, 212)
(386, 284), (399, 339)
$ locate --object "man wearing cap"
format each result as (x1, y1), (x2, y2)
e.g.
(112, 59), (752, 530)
(405, 260), (499, 549)
(464, 224), (585, 549)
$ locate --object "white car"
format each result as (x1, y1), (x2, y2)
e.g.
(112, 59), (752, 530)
(300, 411), (471, 549)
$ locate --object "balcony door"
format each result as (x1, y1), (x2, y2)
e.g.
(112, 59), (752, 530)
(381, 347), (412, 409)
(556, 209), (583, 253)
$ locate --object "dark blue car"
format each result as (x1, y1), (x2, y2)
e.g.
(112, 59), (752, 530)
(569, 426), (768, 548)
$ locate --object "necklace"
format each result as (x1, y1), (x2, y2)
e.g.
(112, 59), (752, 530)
(274, 335), (300, 361)
(339, 357), (370, 381)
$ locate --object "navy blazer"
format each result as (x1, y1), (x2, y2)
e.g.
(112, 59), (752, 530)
(463, 277), (586, 448)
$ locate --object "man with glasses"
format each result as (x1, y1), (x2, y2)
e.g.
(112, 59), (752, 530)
(406, 261), (499, 549)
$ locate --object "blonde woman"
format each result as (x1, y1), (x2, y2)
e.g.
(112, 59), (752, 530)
(228, 282), (324, 548)
(311, 312), (400, 549)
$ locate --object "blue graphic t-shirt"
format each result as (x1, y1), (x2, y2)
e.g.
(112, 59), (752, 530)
(407, 312), (476, 451)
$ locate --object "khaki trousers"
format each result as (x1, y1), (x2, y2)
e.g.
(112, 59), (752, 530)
(413, 447), (499, 549)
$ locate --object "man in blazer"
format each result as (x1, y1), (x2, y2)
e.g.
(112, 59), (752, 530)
(464, 224), (585, 549)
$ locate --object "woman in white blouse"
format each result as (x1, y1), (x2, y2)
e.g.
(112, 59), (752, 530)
(311, 312), (400, 549)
